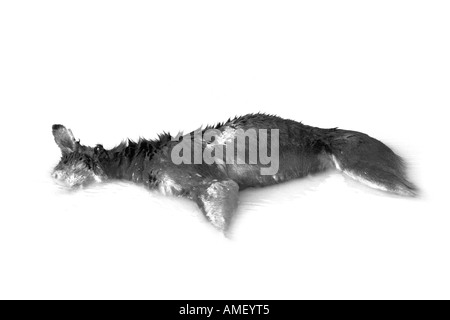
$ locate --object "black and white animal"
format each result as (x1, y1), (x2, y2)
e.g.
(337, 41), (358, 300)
(52, 113), (416, 231)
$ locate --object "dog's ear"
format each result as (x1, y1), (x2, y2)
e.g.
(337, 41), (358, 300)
(52, 124), (78, 154)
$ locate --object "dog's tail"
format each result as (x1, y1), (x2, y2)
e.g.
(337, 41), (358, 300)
(322, 128), (417, 196)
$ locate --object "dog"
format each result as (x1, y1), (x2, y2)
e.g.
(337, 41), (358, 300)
(52, 113), (417, 231)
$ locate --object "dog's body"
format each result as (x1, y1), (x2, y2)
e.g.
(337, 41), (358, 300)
(52, 113), (416, 231)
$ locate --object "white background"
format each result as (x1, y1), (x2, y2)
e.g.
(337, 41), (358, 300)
(0, 1), (449, 299)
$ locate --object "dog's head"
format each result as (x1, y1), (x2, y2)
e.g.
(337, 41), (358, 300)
(52, 125), (108, 188)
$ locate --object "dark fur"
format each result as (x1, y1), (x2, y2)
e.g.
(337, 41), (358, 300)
(52, 113), (417, 231)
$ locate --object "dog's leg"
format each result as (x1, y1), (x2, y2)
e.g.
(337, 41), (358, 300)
(193, 179), (240, 232)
